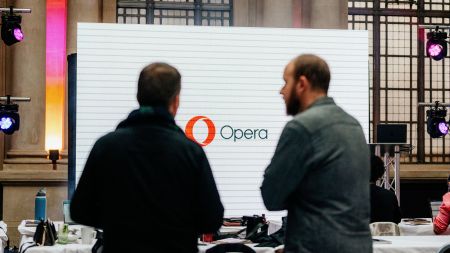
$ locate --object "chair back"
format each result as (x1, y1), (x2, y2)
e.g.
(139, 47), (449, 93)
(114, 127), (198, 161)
(205, 243), (256, 253)
(370, 222), (400, 236)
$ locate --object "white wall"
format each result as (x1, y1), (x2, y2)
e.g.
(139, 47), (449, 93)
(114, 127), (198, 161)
(77, 23), (369, 219)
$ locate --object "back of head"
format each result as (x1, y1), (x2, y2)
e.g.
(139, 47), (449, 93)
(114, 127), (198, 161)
(137, 63), (181, 107)
(370, 154), (385, 183)
(291, 54), (330, 92)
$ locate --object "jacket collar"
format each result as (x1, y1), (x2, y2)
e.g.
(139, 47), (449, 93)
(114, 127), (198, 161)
(308, 96), (335, 109)
(116, 106), (181, 132)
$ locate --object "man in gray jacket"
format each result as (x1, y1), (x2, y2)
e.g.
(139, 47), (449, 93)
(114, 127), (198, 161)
(261, 54), (372, 253)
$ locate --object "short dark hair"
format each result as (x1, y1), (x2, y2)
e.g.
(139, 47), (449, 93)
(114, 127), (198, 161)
(137, 62), (181, 107)
(292, 54), (330, 92)
(370, 154), (385, 182)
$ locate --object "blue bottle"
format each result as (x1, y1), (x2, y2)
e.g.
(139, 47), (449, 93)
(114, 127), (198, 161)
(35, 188), (47, 221)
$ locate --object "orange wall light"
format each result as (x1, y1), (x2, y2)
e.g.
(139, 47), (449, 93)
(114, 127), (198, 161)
(45, 0), (67, 151)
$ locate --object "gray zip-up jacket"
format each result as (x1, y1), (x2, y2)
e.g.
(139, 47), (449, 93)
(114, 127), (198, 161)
(261, 96), (372, 253)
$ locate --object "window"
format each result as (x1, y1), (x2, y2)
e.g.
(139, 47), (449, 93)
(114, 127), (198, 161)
(117, 0), (233, 26)
(349, 0), (450, 163)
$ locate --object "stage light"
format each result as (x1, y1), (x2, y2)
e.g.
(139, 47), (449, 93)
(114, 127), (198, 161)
(0, 95), (30, 135)
(426, 30), (447, 61)
(426, 107), (448, 138)
(0, 102), (19, 135)
(1, 13), (23, 46)
(0, 116), (13, 130)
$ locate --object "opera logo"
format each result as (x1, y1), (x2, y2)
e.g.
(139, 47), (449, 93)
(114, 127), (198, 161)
(185, 116), (216, 146)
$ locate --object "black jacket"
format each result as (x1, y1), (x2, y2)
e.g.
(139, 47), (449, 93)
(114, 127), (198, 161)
(370, 184), (402, 224)
(71, 107), (224, 253)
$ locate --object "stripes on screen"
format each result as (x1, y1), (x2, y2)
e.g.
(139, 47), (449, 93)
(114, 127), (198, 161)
(77, 23), (369, 219)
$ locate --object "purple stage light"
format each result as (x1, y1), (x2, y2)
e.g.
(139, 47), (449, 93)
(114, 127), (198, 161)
(13, 28), (23, 41)
(1, 14), (24, 46)
(438, 122), (449, 135)
(428, 43), (444, 57)
(0, 117), (13, 130)
(426, 30), (448, 61)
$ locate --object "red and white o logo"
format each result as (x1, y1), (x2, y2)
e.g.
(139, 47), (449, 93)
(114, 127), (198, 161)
(185, 116), (216, 146)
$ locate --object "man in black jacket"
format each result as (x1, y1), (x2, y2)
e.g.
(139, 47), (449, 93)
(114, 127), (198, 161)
(71, 63), (224, 253)
(370, 154), (402, 224)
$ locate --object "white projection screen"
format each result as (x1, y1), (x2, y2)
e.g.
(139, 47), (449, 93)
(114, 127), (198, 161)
(76, 23), (369, 219)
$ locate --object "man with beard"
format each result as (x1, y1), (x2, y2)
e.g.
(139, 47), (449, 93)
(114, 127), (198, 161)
(71, 63), (224, 253)
(261, 54), (371, 253)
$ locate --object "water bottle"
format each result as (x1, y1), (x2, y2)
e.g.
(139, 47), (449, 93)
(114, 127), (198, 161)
(35, 188), (47, 221)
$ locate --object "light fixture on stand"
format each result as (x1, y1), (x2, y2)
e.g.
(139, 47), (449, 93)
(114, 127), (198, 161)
(0, 6), (31, 46)
(0, 95), (30, 135)
(419, 101), (450, 138)
(426, 106), (448, 138)
(426, 27), (448, 61)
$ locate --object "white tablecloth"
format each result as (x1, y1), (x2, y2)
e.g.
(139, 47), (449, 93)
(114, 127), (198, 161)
(18, 234), (450, 253)
(18, 220), (94, 253)
(373, 236), (450, 253)
(19, 235), (93, 253)
(198, 243), (278, 253)
(399, 218), (450, 236)
(18, 219), (450, 253)
(200, 236), (450, 253)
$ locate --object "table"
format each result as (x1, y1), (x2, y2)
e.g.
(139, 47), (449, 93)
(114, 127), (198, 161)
(373, 236), (450, 253)
(198, 226), (279, 253)
(18, 221), (276, 253)
(19, 236), (93, 253)
(199, 236), (450, 253)
(18, 219), (450, 253)
(198, 243), (278, 253)
(18, 220), (94, 253)
(399, 218), (450, 236)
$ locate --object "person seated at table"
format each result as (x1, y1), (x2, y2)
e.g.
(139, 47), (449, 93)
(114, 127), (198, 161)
(370, 154), (401, 224)
(433, 192), (450, 234)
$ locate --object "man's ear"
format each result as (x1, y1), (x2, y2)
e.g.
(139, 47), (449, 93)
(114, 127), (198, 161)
(175, 94), (180, 108)
(296, 75), (309, 94)
(169, 94), (180, 116)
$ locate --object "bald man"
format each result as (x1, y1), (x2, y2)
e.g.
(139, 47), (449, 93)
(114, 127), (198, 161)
(261, 55), (371, 253)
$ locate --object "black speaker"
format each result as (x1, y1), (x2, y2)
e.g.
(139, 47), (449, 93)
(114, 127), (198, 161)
(377, 124), (407, 143)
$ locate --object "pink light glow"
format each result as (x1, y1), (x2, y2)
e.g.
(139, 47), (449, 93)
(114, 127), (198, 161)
(13, 28), (23, 41)
(45, 0), (67, 151)
(439, 122), (449, 135)
(428, 44), (444, 57)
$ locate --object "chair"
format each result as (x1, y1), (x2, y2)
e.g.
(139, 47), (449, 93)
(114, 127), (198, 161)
(370, 222), (400, 236)
(205, 243), (256, 253)
(437, 243), (450, 253)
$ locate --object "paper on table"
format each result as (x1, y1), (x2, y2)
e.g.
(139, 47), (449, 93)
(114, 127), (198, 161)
(220, 226), (246, 233)
(212, 238), (252, 244)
